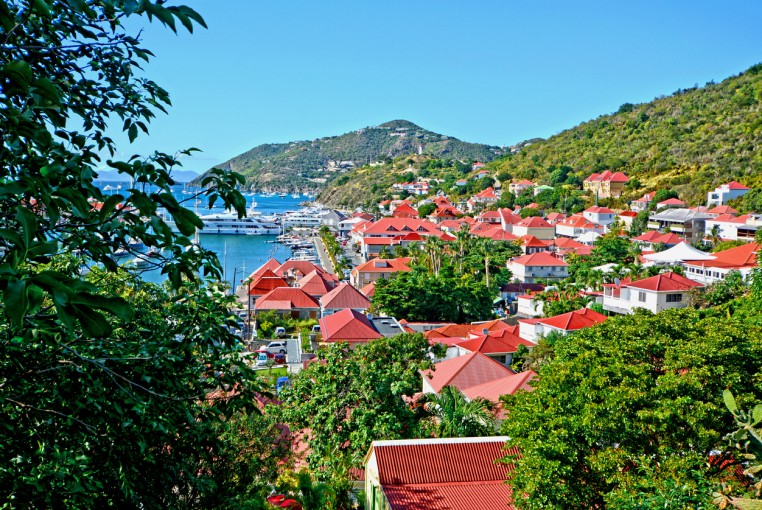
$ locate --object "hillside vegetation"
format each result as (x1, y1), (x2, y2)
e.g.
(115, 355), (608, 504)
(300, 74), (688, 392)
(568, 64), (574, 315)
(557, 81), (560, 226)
(489, 64), (762, 204)
(206, 120), (504, 192)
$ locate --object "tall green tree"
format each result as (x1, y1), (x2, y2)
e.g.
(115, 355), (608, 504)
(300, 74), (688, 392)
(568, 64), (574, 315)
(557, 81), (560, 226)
(0, 2), (263, 506)
(422, 386), (495, 438)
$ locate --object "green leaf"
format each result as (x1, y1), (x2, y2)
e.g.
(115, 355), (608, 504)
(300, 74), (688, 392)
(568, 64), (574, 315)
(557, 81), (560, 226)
(753, 404), (762, 426)
(2, 61), (33, 91)
(16, 206), (37, 250)
(724, 389), (738, 414)
(72, 306), (112, 338)
(4, 278), (28, 327)
(0, 1), (14, 31)
(31, 77), (61, 105)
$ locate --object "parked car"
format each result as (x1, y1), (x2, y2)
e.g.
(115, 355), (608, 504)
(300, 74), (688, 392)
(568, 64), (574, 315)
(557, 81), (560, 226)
(266, 341), (287, 355)
(274, 326), (286, 338)
(273, 353), (286, 364)
(255, 352), (269, 367)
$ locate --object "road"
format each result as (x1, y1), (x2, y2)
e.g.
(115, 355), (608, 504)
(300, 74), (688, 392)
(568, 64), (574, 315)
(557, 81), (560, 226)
(312, 236), (336, 274)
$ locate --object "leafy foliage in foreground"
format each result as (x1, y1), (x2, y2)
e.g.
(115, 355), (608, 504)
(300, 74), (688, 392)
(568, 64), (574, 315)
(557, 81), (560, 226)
(501, 296), (762, 509)
(488, 64), (762, 206)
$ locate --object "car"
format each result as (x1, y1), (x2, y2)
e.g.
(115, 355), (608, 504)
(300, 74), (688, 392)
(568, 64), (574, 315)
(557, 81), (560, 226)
(274, 326), (286, 338)
(273, 353), (286, 364)
(255, 352), (269, 367)
(266, 341), (287, 355)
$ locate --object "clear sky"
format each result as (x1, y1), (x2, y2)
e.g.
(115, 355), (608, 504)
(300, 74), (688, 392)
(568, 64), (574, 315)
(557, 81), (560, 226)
(115, 0), (762, 174)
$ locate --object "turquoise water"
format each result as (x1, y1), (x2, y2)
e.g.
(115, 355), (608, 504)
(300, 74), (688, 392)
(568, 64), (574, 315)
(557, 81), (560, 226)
(97, 182), (309, 287)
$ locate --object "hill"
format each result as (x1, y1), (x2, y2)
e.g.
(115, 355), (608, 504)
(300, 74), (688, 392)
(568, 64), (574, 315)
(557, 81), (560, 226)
(488, 64), (762, 205)
(204, 120), (505, 192)
(95, 169), (200, 183)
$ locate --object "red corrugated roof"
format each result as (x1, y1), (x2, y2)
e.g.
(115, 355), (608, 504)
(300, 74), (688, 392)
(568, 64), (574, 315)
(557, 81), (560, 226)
(363, 218), (442, 236)
(248, 258), (282, 280)
(319, 308), (381, 343)
(360, 281), (376, 297)
(276, 260), (325, 279)
(462, 370), (537, 402)
(320, 283), (371, 310)
(474, 187), (498, 199)
(383, 481), (515, 510)
(625, 272), (704, 292)
(457, 329), (535, 355)
(707, 205), (739, 215)
(585, 206), (615, 214)
(422, 352), (514, 393)
(248, 269), (290, 296)
(657, 198), (685, 206)
(296, 270), (336, 297)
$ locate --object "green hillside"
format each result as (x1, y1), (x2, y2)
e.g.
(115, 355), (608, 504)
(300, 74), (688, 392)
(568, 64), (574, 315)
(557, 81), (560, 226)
(488, 64), (762, 205)
(206, 120), (504, 192)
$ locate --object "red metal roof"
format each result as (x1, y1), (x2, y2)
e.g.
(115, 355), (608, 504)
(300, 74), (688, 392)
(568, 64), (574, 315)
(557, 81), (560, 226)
(457, 329), (535, 355)
(320, 283), (371, 310)
(275, 260), (325, 279)
(296, 270), (336, 297)
(360, 281), (376, 298)
(519, 235), (549, 247)
(462, 370), (537, 402)
(319, 308), (381, 343)
(516, 216), (552, 228)
(363, 218), (442, 236)
(248, 269), (290, 296)
(510, 251), (568, 267)
(248, 258), (282, 280)
(625, 272), (704, 292)
(725, 181), (750, 190)
(474, 187), (498, 199)
(685, 242), (760, 270)
(353, 257), (412, 273)
(707, 205), (739, 215)
(534, 307), (607, 331)
(657, 198), (686, 206)
(585, 206), (615, 214)
(383, 481), (515, 510)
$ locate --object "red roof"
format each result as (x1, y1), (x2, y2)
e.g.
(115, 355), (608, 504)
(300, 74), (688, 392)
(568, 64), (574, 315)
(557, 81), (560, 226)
(255, 287), (320, 311)
(532, 307), (607, 332)
(276, 260), (326, 279)
(618, 211), (638, 217)
(707, 205), (738, 215)
(485, 228), (519, 241)
(657, 198), (685, 206)
(360, 281), (376, 298)
(425, 320), (511, 340)
(422, 352), (514, 393)
(392, 202), (419, 218)
(362, 218), (442, 236)
(498, 208), (522, 225)
(513, 179), (535, 186)
(545, 212), (567, 222)
(248, 258), (282, 280)
(510, 252), (568, 267)
(248, 269), (290, 296)
(473, 187), (498, 200)
(516, 216), (552, 228)
(625, 272), (704, 292)
(319, 283), (371, 310)
(353, 257), (412, 274)
(457, 329), (535, 355)
(519, 235), (549, 248)
(725, 181), (750, 190)
(685, 242), (760, 270)
(552, 237), (585, 249)
(585, 206), (615, 214)
(319, 308), (381, 343)
(632, 231), (684, 245)
(462, 370), (537, 402)
(557, 214), (599, 229)
(296, 270), (336, 297)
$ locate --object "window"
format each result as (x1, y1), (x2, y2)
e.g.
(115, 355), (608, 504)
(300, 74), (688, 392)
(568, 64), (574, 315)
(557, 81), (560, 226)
(666, 293), (683, 303)
(638, 292), (646, 303)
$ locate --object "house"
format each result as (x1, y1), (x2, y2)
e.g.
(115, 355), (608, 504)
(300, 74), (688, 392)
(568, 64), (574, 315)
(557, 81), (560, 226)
(656, 198), (686, 209)
(519, 235), (550, 254)
(632, 230), (684, 250)
(392, 181), (430, 196)
(518, 307), (607, 342)
(602, 272), (704, 315)
(707, 181), (750, 207)
(455, 178), (468, 187)
(545, 211), (567, 225)
(247, 258), (283, 281)
(275, 260), (329, 284)
(555, 214), (605, 239)
(422, 351), (523, 395)
(319, 283), (371, 317)
(295, 270), (337, 298)
(338, 217), (370, 236)
(247, 269), (290, 305)
(509, 179), (535, 196)
(391, 201), (419, 218)
(705, 214), (760, 243)
(424, 319), (513, 342)
(350, 257), (412, 288)
(533, 184), (554, 196)
(254, 287), (321, 319)
(456, 329), (535, 367)
(466, 187), (499, 212)
(360, 281), (376, 298)
(500, 282), (545, 302)
(641, 242), (715, 267)
(472, 161), (486, 171)
(618, 210), (639, 229)
(707, 205), (739, 216)
(320, 209), (347, 230)
(507, 252), (569, 283)
(476, 170), (490, 179)
(647, 208), (712, 243)
(364, 436), (519, 510)
(498, 207), (523, 232)
(476, 209), (502, 225)
(631, 192), (656, 213)
(512, 216), (555, 240)
(684, 242), (760, 285)
(318, 308), (383, 345)
(583, 206), (616, 227)
(583, 170), (629, 198)
(515, 292), (545, 318)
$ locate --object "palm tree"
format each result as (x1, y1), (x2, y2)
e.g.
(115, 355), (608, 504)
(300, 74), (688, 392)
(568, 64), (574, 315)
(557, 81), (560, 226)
(710, 224), (722, 248)
(423, 386), (496, 438)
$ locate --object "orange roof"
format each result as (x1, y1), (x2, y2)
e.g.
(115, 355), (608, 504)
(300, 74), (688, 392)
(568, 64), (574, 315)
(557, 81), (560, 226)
(255, 287), (320, 311)
(319, 283), (371, 310)
(557, 214), (598, 229)
(421, 352), (514, 393)
(425, 320), (511, 340)
(552, 237), (585, 249)
(319, 308), (381, 343)
(360, 281), (376, 298)
(657, 198), (685, 206)
(625, 272), (704, 292)
(707, 205), (738, 215)
(510, 252), (568, 267)
(392, 202), (419, 218)
(531, 307), (607, 331)
(513, 179), (535, 186)
(486, 228), (519, 241)
(618, 211), (638, 217)
(519, 235), (549, 247)
(586, 170), (629, 182)
(545, 212), (567, 222)
(353, 257), (412, 274)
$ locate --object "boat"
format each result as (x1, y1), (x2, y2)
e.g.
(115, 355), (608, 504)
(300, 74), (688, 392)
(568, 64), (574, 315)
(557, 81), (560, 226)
(127, 256), (151, 269)
(291, 193), (300, 198)
(196, 210), (281, 235)
(278, 192), (287, 198)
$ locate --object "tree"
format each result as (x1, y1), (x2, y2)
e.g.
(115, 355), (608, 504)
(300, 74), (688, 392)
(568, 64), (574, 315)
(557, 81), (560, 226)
(0, 3), (266, 506)
(417, 202), (436, 218)
(276, 334), (435, 479)
(520, 207), (542, 218)
(501, 305), (762, 509)
(421, 386), (495, 438)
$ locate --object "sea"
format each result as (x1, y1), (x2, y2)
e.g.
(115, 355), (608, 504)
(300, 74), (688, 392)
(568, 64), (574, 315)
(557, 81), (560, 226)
(96, 181), (309, 289)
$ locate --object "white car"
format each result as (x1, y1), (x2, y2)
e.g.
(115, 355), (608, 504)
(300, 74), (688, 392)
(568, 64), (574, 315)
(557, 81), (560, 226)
(266, 341), (287, 355)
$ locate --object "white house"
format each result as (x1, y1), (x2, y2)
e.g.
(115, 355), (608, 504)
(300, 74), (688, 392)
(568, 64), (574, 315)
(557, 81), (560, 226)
(602, 272), (704, 315)
(583, 206), (616, 228)
(684, 242), (760, 285)
(517, 308), (607, 342)
(706, 181), (750, 207)
(507, 252), (569, 283)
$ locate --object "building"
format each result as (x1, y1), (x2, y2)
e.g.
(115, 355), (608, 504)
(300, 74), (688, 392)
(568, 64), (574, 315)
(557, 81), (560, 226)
(518, 308), (607, 342)
(707, 181), (750, 207)
(684, 242), (760, 285)
(508, 252), (569, 283)
(656, 198), (686, 210)
(512, 216), (555, 240)
(631, 192), (656, 213)
(254, 287), (321, 319)
(618, 210), (639, 229)
(554, 214), (605, 239)
(631, 230), (684, 250)
(295, 269), (337, 298)
(392, 181), (430, 196)
(583, 206), (616, 227)
(364, 437), (519, 510)
(350, 257), (412, 288)
(456, 329), (535, 367)
(319, 282), (371, 317)
(705, 213), (760, 243)
(466, 187), (499, 212)
(318, 308), (383, 345)
(583, 170), (629, 198)
(647, 208), (713, 243)
(602, 272), (704, 315)
(509, 179), (535, 196)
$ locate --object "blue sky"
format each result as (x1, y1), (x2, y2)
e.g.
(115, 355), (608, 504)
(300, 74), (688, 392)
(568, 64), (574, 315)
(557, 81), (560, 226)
(116, 1), (762, 173)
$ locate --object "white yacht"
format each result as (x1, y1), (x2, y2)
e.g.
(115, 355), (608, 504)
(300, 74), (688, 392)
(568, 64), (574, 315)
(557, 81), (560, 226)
(199, 210), (281, 235)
